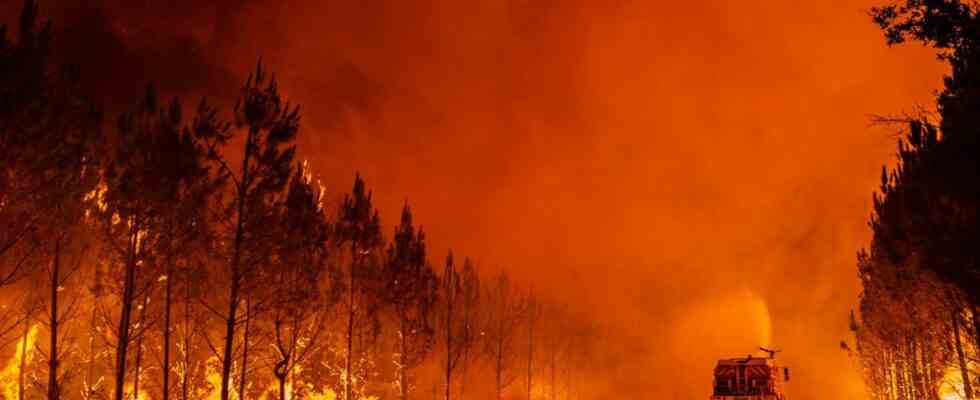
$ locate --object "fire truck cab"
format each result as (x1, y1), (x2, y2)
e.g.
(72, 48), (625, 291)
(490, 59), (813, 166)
(710, 349), (789, 400)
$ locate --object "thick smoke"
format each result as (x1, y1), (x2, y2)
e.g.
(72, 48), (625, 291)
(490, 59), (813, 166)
(1, 0), (948, 398)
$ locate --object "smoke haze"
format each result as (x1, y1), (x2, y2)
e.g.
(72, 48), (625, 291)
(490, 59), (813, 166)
(0, 0), (948, 398)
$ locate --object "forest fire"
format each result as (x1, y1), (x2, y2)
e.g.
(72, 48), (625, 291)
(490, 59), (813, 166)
(0, 0), (977, 399)
(0, 325), (38, 400)
(939, 369), (965, 400)
(204, 360), (225, 400)
(123, 383), (151, 400)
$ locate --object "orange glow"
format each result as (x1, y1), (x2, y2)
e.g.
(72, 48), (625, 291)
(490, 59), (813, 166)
(0, 324), (38, 400)
(0, 0), (952, 398)
(123, 383), (152, 400)
(204, 357), (229, 400)
(939, 368), (965, 400)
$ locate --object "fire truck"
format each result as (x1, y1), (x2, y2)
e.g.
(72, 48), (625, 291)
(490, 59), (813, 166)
(710, 348), (790, 400)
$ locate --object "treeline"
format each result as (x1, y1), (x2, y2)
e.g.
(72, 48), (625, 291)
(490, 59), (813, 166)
(847, 1), (979, 400)
(0, 2), (600, 400)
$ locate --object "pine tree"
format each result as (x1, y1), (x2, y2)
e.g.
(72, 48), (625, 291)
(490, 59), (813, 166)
(856, 3), (979, 399)
(334, 173), (383, 400)
(96, 84), (217, 400)
(194, 61), (300, 400)
(268, 165), (331, 400)
(382, 203), (437, 400)
(483, 273), (527, 400)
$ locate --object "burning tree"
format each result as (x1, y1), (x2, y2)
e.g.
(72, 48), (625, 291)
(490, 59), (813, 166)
(381, 204), (437, 400)
(333, 174), (384, 400)
(0, 5), (103, 400)
(439, 252), (480, 400)
(265, 165), (331, 400)
(524, 289), (541, 400)
(456, 258), (481, 399)
(0, 9), (102, 381)
(852, 2), (979, 400)
(194, 61), (300, 400)
(96, 83), (220, 400)
(138, 98), (223, 400)
(0, 3), (619, 400)
(0, 0), (54, 290)
(483, 272), (527, 400)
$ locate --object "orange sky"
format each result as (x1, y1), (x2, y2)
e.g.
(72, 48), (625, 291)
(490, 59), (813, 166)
(2, 0), (948, 397)
(261, 3), (943, 397)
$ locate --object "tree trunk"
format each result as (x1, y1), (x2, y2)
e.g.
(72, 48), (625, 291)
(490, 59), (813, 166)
(346, 296), (353, 400)
(952, 305), (974, 400)
(19, 312), (30, 400)
(47, 236), (60, 400)
(277, 370), (286, 400)
(220, 253), (242, 400)
(346, 247), (356, 400)
(273, 345), (290, 400)
(920, 338), (933, 397)
(181, 275), (192, 400)
(133, 293), (150, 400)
(895, 351), (906, 400)
(114, 225), (139, 400)
(908, 337), (920, 400)
(399, 316), (408, 400)
(973, 306), (980, 367)
(889, 350), (897, 400)
(445, 290), (453, 400)
(238, 297), (252, 400)
(88, 298), (98, 399)
(221, 130), (252, 400)
(162, 263), (172, 400)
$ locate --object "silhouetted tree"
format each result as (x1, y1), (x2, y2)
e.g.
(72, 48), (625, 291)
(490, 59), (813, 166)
(525, 289), (541, 400)
(855, 2), (979, 399)
(871, 0), (978, 318)
(97, 83), (221, 400)
(0, 5), (103, 399)
(0, 0), (54, 289)
(0, 18), (102, 397)
(152, 100), (219, 400)
(82, 260), (108, 400)
(439, 253), (480, 400)
(194, 61), (299, 400)
(176, 259), (210, 400)
(267, 165), (330, 400)
(483, 273), (526, 400)
(0, 5), (626, 400)
(382, 203), (437, 400)
(440, 252), (461, 400)
(456, 258), (480, 398)
(541, 305), (569, 400)
(334, 174), (383, 400)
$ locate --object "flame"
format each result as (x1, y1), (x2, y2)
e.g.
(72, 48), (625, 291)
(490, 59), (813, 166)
(204, 357), (229, 400)
(0, 324), (39, 400)
(84, 182), (108, 215)
(938, 368), (965, 400)
(257, 364), (341, 400)
(123, 383), (151, 400)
